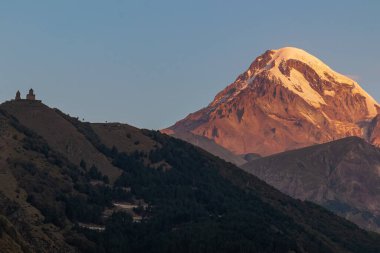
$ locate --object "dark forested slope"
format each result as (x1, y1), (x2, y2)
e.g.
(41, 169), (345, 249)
(0, 101), (379, 253)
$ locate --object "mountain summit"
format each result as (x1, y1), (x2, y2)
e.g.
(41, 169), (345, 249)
(164, 47), (380, 157)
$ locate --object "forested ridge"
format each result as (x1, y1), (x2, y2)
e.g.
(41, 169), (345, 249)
(0, 105), (379, 253)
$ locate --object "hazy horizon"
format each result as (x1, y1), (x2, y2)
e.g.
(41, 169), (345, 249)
(1, 1), (379, 129)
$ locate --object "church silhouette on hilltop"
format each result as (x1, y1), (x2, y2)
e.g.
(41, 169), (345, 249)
(14, 89), (41, 102)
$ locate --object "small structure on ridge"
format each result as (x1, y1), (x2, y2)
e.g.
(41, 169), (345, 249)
(13, 89), (41, 102)
(26, 89), (36, 100)
(15, 90), (21, 100)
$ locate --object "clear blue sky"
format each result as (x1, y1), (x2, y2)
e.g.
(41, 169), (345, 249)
(0, 1), (379, 129)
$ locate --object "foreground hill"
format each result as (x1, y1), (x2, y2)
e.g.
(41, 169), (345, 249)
(164, 47), (380, 158)
(1, 100), (122, 182)
(0, 100), (380, 252)
(242, 137), (380, 233)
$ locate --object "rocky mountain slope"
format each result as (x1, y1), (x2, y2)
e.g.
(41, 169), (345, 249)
(242, 137), (380, 233)
(169, 131), (247, 165)
(1, 100), (380, 252)
(164, 47), (380, 157)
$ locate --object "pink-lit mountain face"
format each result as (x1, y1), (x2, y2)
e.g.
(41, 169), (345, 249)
(164, 47), (380, 157)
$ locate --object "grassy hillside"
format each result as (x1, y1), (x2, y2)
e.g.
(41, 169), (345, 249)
(0, 101), (380, 253)
(1, 101), (121, 182)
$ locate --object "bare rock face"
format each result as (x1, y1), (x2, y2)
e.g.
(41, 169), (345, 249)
(367, 114), (380, 147)
(164, 47), (379, 157)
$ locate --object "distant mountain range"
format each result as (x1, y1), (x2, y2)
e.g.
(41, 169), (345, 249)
(163, 47), (380, 233)
(1, 99), (380, 252)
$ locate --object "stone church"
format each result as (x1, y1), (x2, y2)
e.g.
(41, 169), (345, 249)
(26, 89), (36, 100)
(15, 89), (40, 102)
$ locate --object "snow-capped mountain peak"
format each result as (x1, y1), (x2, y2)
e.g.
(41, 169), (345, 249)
(165, 47), (380, 156)
(213, 47), (378, 115)
(268, 47), (377, 113)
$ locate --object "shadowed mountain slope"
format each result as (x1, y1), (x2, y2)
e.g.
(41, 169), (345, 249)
(169, 131), (247, 166)
(242, 136), (380, 233)
(0, 100), (380, 252)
